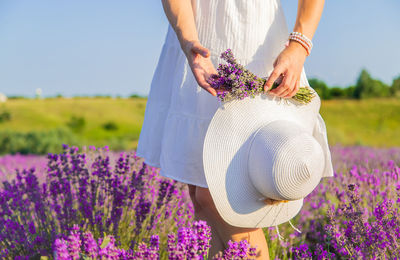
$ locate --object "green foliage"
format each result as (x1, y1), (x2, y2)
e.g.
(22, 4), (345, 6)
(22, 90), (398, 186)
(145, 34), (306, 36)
(308, 78), (332, 100)
(66, 115), (86, 133)
(0, 110), (11, 123)
(391, 75), (400, 97)
(102, 121), (118, 131)
(0, 127), (79, 155)
(344, 85), (356, 98)
(7, 95), (26, 99)
(353, 69), (391, 99)
(129, 93), (145, 98)
(329, 87), (346, 99)
(309, 69), (397, 100)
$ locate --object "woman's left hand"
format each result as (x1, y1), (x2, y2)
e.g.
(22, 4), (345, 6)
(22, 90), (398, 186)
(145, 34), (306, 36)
(263, 42), (308, 98)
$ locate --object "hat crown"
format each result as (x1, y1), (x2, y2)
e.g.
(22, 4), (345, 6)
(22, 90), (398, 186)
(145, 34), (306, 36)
(247, 120), (325, 201)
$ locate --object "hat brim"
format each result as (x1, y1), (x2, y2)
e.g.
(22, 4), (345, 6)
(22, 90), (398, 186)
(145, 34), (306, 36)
(203, 92), (321, 228)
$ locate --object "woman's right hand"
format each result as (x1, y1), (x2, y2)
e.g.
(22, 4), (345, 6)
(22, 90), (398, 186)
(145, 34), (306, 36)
(182, 40), (218, 97)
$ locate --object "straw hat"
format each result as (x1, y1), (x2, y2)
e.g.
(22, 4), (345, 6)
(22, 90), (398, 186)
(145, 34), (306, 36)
(203, 90), (331, 228)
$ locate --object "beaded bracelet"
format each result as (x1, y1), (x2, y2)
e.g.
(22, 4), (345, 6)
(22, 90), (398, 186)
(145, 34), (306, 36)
(290, 32), (313, 48)
(289, 34), (312, 56)
(290, 34), (312, 50)
(288, 32), (313, 56)
(289, 36), (311, 56)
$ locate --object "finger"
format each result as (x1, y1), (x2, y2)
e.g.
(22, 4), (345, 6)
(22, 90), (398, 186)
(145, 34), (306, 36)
(279, 76), (296, 97)
(279, 79), (295, 98)
(270, 74), (293, 97)
(197, 76), (217, 97)
(273, 59), (278, 67)
(284, 79), (300, 98)
(191, 42), (210, 58)
(203, 85), (217, 97)
(264, 65), (285, 91)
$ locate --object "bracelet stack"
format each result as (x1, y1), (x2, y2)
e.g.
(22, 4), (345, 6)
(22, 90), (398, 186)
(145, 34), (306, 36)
(288, 32), (313, 56)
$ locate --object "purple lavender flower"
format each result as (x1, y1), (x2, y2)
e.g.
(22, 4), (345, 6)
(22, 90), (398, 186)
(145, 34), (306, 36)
(3, 144), (400, 259)
(53, 238), (70, 260)
(207, 48), (315, 104)
(67, 225), (81, 260)
(292, 244), (312, 259)
(83, 231), (98, 258)
(220, 239), (257, 260)
(0, 144), (194, 258)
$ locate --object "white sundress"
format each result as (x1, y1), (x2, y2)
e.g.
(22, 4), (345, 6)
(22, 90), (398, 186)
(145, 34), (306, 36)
(136, 0), (334, 189)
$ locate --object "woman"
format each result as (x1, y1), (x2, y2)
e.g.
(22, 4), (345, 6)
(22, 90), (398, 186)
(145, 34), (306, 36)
(137, 0), (325, 258)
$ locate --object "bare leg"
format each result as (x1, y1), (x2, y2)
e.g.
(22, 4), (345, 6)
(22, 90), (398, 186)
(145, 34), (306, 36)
(192, 185), (270, 259)
(187, 184), (225, 258)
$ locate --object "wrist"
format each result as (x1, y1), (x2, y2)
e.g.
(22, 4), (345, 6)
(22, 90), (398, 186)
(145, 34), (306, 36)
(288, 31), (313, 56)
(180, 39), (199, 56)
(287, 40), (308, 57)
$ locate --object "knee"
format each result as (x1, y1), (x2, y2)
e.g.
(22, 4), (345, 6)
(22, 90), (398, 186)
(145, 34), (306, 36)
(195, 187), (215, 209)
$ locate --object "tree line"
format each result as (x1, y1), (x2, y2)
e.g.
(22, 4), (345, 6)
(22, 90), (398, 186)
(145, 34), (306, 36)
(309, 69), (400, 100)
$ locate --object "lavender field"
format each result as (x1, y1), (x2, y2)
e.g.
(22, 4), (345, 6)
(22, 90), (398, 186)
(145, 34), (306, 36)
(0, 144), (399, 259)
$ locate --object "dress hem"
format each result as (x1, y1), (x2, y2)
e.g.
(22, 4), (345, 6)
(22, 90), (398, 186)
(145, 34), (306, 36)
(159, 170), (209, 189)
(135, 151), (161, 168)
(135, 151), (209, 188)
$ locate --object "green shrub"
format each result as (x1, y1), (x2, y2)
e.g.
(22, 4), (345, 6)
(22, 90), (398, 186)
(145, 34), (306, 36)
(391, 75), (400, 97)
(129, 93), (145, 98)
(0, 127), (80, 155)
(329, 87), (346, 98)
(353, 69), (391, 99)
(344, 86), (356, 98)
(66, 115), (86, 133)
(7, 95), (26, 99)
(308, 78), (332, 100)
(102, 121), (118, 131)
(0, 110), (11, 123)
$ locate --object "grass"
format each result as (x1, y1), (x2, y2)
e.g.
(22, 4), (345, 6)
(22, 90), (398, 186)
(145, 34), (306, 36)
(1, 97), (400, 150)
(0, 97), (147, 150)
(320, 97), (400, 147)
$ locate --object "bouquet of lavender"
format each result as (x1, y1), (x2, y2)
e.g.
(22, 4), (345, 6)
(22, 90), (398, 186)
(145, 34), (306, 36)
(207, 48), (315, 104)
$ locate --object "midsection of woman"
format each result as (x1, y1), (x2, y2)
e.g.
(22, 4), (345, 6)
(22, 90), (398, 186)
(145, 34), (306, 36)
(195, 0), (289, 73)
(138, 0), (315, 188)
(164, 0), (293, 119)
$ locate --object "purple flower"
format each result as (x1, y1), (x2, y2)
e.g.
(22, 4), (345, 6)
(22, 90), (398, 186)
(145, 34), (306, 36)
(292, 244), (312, 259)
(83, 231), (98, 258)
(53, 238), (70, 260)
(208, 48), (315, 103)
(221, 239), (257, 259)
(67, 225), (81, 260)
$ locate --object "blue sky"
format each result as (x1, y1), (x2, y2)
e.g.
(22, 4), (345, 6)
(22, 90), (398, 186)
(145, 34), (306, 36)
(0, 0), (399, 97)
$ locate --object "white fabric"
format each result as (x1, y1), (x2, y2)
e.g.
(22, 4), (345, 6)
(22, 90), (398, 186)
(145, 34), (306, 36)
(136, 0), (333, 188)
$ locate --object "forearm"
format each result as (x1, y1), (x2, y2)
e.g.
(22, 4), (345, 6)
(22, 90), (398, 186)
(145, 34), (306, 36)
(293, 0), (325, 40)
(161, 0), (199, 49)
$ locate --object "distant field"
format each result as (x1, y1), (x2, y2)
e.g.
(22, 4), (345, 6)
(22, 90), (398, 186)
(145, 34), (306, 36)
(1, 97), (400, 150)
(0, 97), (147, 150)
(320, 98), (400, 147)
